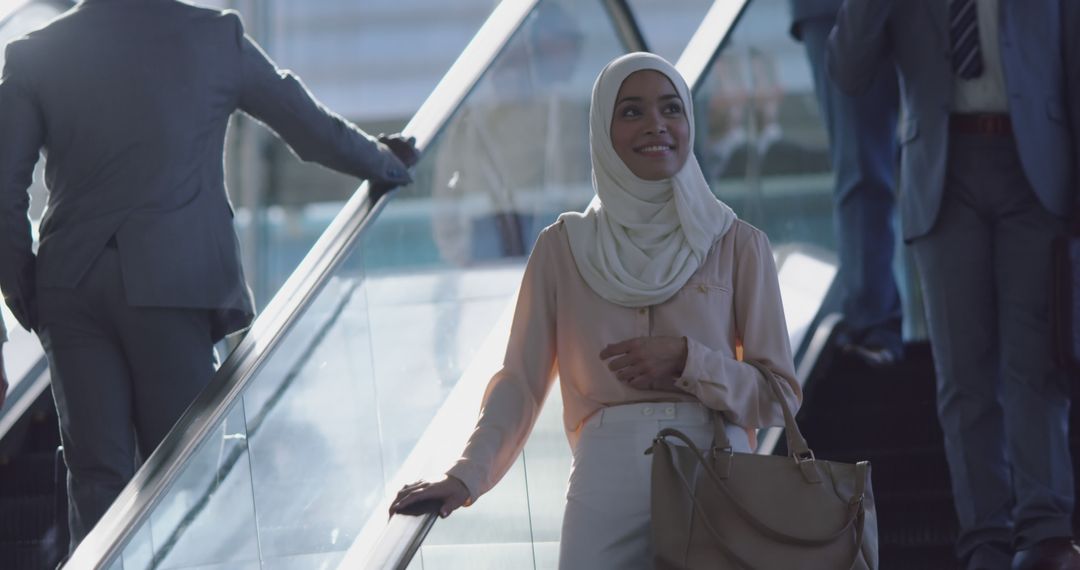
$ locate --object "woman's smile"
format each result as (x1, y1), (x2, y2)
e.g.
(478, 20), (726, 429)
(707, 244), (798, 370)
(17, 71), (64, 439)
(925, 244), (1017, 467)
(609, 69), (690, 180)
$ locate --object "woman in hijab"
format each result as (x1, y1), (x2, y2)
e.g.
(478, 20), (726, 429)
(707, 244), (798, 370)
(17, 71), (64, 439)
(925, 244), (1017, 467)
(391, 52), (801, 568)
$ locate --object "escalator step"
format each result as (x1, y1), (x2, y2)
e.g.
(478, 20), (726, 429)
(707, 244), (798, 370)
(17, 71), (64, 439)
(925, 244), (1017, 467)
(876, 494), (958, 547)
(0, 495), (57, 542)
(798, 340), (1080, 567)
(24, 409), (61, 456)
(880, 545), (960, 570)
(0, 541), (51, 570)
(803, 420), (943, 452)
(0, 453), (57, 497)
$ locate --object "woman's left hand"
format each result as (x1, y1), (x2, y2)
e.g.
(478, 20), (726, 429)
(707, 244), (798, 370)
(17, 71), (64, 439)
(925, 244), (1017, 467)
(600, 336), (688, 391)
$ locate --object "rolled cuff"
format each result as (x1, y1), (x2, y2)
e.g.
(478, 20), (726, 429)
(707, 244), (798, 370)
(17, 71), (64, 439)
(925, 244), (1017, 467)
(445, 462), (483, 506)
(675, 336), (708, 394)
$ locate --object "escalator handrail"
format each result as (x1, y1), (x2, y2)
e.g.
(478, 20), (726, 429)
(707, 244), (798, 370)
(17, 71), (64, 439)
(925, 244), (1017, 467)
(0, 356), (49, 442)
(675, 0), (752, 93)
(65, 0), (548, 567)
(601, 0), (647, 53)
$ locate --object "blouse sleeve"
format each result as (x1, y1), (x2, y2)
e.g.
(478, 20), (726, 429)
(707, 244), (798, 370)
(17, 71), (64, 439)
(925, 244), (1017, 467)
(675, 224), (802, 429)
(446, 227), (559, 500)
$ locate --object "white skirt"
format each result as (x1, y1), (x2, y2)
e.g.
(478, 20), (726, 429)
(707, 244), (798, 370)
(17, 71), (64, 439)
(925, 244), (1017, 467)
(558, 402), (751, 570)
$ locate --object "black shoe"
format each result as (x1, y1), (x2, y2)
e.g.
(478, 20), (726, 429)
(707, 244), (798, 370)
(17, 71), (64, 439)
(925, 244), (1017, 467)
(1012, 537), (1080, 570)
(841, 343), (901, 369)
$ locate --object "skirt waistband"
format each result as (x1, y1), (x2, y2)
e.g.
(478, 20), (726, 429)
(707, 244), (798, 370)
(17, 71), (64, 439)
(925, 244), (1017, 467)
(587, 402), (712, 427)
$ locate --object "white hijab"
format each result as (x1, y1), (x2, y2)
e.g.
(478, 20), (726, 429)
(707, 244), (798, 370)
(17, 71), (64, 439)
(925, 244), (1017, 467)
(559, 52), (737, 307)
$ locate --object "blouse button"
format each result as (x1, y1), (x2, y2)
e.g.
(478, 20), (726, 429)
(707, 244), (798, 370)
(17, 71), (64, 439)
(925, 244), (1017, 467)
(698, 284), (708, 293)
(638, 308), (647, 315)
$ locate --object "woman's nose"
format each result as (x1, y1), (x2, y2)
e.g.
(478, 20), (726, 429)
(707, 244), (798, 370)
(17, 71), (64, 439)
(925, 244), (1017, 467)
(644, 114), (668, 135)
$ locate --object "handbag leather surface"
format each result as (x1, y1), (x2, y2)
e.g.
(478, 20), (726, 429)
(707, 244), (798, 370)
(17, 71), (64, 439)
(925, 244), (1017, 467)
(648, 360), (878, 569)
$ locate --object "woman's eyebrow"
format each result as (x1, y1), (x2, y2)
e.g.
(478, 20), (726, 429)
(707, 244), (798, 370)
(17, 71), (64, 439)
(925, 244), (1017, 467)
(615, 93), (681, 106)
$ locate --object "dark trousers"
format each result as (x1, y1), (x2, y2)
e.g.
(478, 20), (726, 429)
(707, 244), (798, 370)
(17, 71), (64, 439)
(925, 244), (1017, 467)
(37, 247), (216, 551)
(911, 132), (1072, 569)
(801, 15), (903, 352)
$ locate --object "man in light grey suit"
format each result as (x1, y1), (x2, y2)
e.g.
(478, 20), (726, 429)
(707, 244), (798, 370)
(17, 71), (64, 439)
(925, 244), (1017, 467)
(0, 0), (417, 550)
(829, 1), (1079, 568)
(788, 0), (903, 368)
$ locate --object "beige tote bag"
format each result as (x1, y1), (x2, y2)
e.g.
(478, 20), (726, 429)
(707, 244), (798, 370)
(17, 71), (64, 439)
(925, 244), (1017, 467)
(648, 360), (878, 569)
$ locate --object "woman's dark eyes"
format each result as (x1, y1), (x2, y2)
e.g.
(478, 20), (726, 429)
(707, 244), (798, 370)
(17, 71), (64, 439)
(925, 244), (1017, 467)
(618, 103), (683, 118)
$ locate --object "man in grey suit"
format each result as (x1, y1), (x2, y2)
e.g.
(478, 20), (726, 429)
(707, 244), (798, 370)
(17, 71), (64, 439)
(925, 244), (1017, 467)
(0, 0), (417, 550)
(830, 1), (1079, 568)
(788, 0), (903, 368)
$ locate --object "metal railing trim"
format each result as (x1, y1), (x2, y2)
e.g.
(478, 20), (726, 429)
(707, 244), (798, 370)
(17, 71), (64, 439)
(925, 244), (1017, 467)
(675, 0), (751, 90)
(602, 0), (648, 53)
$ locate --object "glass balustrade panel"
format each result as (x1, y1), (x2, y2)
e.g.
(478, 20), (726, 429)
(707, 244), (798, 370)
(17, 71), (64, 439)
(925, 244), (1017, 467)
(108, 0), (625, 567)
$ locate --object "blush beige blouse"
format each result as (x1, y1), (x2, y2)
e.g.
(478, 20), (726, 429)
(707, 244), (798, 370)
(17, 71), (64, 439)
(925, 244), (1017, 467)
(447, 219), (801, 499)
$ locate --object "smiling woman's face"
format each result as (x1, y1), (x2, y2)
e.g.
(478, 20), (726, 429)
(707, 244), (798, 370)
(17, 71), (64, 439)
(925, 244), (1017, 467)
(609, 69), (690, 181)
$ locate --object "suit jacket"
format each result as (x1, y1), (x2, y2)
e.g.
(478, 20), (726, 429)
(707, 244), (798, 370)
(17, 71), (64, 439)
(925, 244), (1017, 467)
(827, 0), (1079, 241)
(0, 0), (410, 340)
(788, 0), (844, 40)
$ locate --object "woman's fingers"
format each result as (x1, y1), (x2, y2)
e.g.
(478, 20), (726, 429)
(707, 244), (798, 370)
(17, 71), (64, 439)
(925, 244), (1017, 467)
(390, 487), (436, 515)
(393, 481), (427, 502)
(599, 338), (639, 359)
(390, 482), (432, 514)
(607, 353), (636, 372)
(389, 478), (470, 518)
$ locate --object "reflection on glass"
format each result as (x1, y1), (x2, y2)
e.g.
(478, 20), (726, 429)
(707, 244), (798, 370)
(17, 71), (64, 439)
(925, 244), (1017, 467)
(694, 0), (834, 251)
(421, 1), (593, 269)
(374, 1), (624, 567)
(102, 0), (626, 568)
(625, 0), (714, 62)
(118, 403), (260, 569)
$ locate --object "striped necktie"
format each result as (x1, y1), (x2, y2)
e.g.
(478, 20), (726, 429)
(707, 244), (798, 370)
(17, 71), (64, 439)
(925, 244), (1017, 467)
(950, 0), (984, 79)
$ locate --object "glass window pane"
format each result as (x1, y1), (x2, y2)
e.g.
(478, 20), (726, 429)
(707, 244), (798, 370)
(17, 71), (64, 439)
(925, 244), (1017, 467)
(0, 4), (64, 58)
(229, 0), (500, 308)
(370, 1), (626, 566)
(625, 0), (714, 62)
(118, 403), (260, 569)
(104, 0), (630, 567)
(693, 0), (834, 251)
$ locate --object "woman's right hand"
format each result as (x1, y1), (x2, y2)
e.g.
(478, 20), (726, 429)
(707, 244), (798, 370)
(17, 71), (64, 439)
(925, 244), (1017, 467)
(389, 476), (471, 519)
